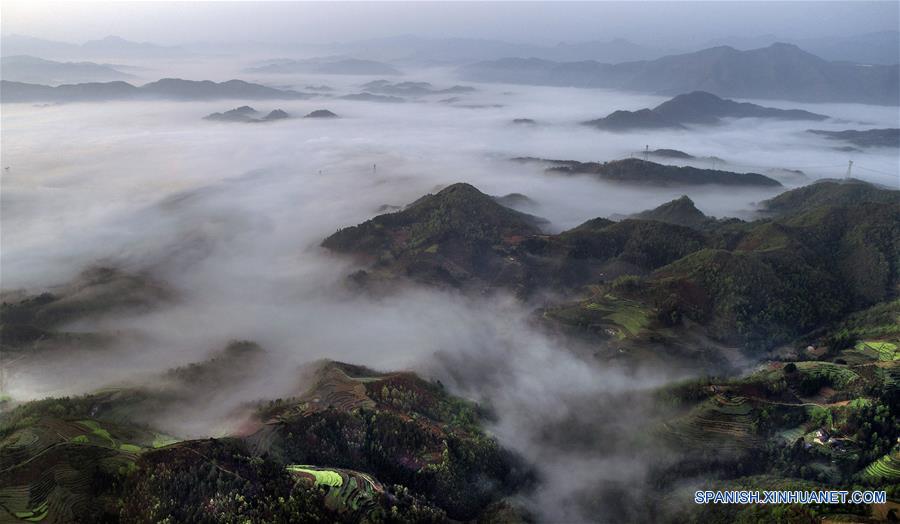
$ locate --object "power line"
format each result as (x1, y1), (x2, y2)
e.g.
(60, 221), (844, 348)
(854, 165), (899, 176)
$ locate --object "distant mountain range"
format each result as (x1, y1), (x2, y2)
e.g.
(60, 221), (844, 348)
(337, 92), (405, 103)
(0, 34), (188, 60)
(1, 55), (134, 84)
(4, 34), (896, 105)
(701, 30), (899, 66)
(245, 57), (401, 75)
(314, 35), (669, 64)
(360, 80), (475, 97)
(515, 157), (782, 187)
(806, 128), (900, 149)
(459, 43), (900, 105)
(306, 32), (899, 65)
(6, 31), (896, 65)
(583, 91), (828, 131)
(0, 78), (313, 103)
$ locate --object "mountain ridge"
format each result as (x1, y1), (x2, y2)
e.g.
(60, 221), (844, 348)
(0, 78), (314, 103)
(458, 43), (900, 105)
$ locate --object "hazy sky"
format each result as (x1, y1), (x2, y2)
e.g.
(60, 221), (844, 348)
(2, 1), (898, 47)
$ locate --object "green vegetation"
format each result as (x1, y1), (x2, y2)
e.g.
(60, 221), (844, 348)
(662, 395), (760, 454)
(13, 500), (48, 522)
(262, 361), (529, 521)
(631, 195), (714, 229)
(325, 178), (900, 353)
(2, 178), (898, 523)
(761, 179), (900, 218)
(287, 465), (344, 487)
(862, 448), (900, 482)
(651, 310), (899, 517)
(856, 340), (899, 361)
(0, 362), (495, 523)
(794, 361), (859, 392)
(547, 293), (653, 340)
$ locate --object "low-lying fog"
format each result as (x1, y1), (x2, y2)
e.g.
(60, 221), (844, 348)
(2, 71), (898, 522)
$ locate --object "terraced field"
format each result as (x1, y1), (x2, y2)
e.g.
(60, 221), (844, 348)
(776, 425), (807, 445)
(795, 362), (860, 389)
(274, 364), (381, 420)
(850, 340), (899, 362)
(862, 448), (900, 482)
(547, 292), (653, 341)
(287, 465), (344, 487)
(878, 362), (900, 390)
(286, 465), (384, 520)
(0, 417), (160, 523)
(662, 395), (760, 454)
(0, 441), (132, 523)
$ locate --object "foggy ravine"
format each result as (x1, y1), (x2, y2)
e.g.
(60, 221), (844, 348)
(2, 14), (900, 519)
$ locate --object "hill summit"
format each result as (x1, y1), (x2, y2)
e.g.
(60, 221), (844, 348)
(322, 183), (544, 289)
(632, 195), (711, 229)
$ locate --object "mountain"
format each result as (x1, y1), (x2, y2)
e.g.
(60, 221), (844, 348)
(0, 34), (80, 58)
(1, 267), (169, 352)
(246, 57), (401, 75)
(652, 91), (828, 123)
(631, 195), (713, 229)
(642, 201), (900, 348)
(203, 106), (290, 123)
(203, 105), (261, 122)
(79, 35), (186, 58)
(702, 30), (900, 66)
(0, 80), (140, 102)
(583, 91), (827, 131)
(337, 92), (405, 103)
(645, 148), (695, 159)
(519, 157), (782, 187)
(324, 179), (898, 352)
(6, 180), (899, 523)
(311, 35), (670, 64)
(493, 192), (537, 210)
(304, 109), (338, 118)
(323, 182), (705, 297)
(539, 37), (665, 63)
(360, 79), (475, 97)
(458, 43), (900, 105)
(0, 78), (313, 103)
(0, 34), (187, 60)
(263, 109), (289, 120)
(0, 55), (134, 84)
(619, 43), (898, 104)
(140, 78), (309, 100)
(807, 128), (900, 149)
(322, 183), (543, 290)
(759, 178), (900, 217)
(583, 108), (685, 131)
(459, 56), (610, 86)
(0, 355), (525, 522)
(250, 360), (529, 520)
(800, 30), (900, 65)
